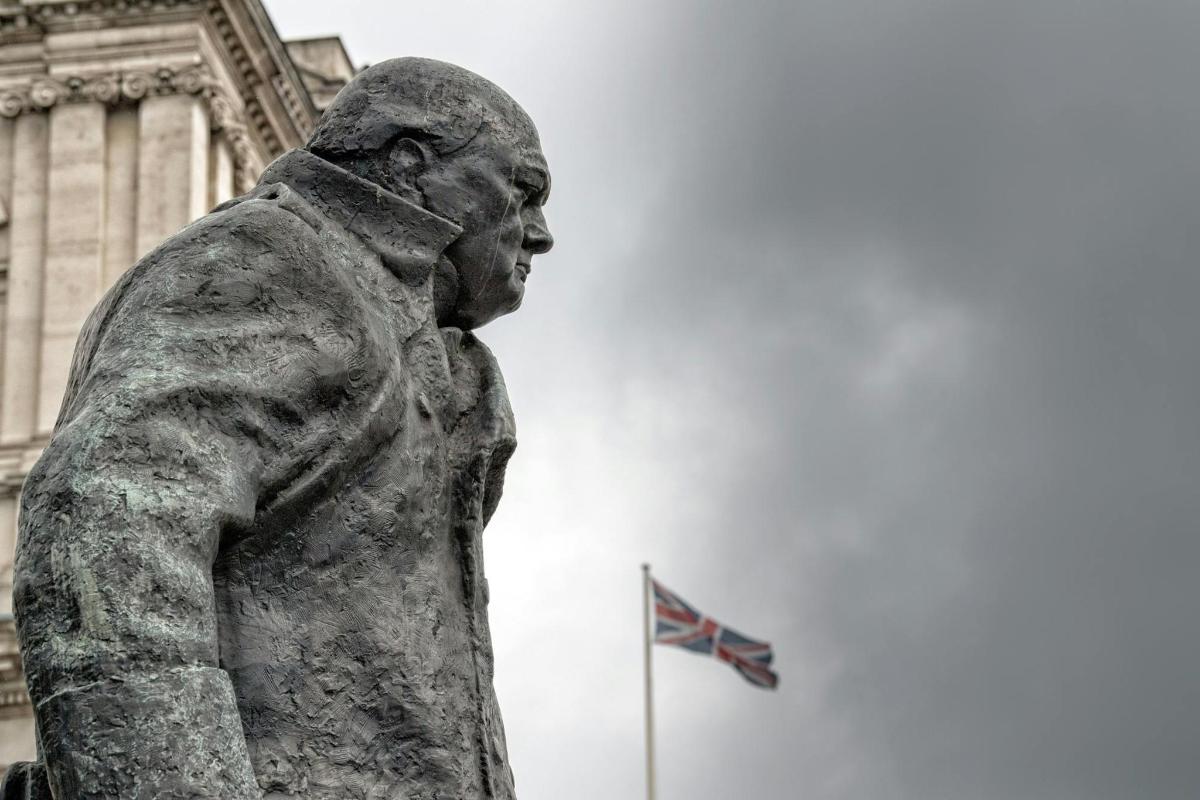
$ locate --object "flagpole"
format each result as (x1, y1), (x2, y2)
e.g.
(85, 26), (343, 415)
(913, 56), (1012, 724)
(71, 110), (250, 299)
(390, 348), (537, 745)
(642, 563), (657, 800)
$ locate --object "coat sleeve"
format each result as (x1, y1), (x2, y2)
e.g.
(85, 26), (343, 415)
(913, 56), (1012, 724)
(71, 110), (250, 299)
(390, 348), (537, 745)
(12, 198), (365, 799)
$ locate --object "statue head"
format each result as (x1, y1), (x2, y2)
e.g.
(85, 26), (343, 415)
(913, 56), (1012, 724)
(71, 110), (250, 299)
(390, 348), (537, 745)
(307, 57), (554, 329)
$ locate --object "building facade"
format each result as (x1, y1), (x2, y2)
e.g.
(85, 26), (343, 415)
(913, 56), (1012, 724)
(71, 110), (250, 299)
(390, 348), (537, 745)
(0, 0), (353, 767)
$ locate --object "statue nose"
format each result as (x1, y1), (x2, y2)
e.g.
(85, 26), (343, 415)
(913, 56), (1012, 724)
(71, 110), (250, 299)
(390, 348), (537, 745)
(524, 222), (554, 255)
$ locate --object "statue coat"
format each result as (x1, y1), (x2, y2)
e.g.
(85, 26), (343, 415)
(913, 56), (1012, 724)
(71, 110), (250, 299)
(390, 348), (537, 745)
(8, 149), (519, 799)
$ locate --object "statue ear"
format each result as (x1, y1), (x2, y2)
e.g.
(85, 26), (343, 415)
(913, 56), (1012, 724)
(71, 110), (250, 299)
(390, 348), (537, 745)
(386, 137), (432, 192)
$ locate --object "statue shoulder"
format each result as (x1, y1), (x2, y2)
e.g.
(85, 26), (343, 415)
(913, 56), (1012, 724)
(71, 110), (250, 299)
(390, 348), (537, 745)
(58, 186), (371, 422)
(113, 185), (350, 315)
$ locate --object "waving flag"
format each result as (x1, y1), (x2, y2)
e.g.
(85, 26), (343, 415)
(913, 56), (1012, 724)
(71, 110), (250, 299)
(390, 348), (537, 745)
(652, 579), (779, 690)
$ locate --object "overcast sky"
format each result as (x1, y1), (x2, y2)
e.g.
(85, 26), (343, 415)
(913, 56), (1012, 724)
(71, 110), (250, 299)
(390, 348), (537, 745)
(267, 2), (1199, 798)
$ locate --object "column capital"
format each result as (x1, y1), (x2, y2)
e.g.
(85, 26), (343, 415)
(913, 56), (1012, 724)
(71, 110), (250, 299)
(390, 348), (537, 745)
(0, 65), (261, 190)
(0, 66), (214, 115)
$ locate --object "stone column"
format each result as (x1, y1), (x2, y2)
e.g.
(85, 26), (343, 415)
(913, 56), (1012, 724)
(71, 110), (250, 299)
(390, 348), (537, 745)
(0, 491), (16, 615)
(0, 118), (13, 381)
(209, 133), (236, 208)
(0, 113), (48, 446)
(37, 102), (107, 436)
(103, 108), (139, 291)
(136, 94), (209, 259)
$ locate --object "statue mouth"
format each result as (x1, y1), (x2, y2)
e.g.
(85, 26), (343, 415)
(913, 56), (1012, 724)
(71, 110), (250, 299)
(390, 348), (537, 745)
(515, 262), (531, 282)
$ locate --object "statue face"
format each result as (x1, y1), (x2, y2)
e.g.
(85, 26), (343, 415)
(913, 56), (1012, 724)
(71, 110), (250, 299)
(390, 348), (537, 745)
(417, 126), (554, 328)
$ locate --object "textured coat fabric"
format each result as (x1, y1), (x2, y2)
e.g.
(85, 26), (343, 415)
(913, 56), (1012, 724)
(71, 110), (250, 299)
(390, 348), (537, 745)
(9, 150), (519, 799)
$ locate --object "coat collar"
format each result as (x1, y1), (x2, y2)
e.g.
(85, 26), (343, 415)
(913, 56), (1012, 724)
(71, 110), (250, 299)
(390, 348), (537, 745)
(257, 149), (463, 285)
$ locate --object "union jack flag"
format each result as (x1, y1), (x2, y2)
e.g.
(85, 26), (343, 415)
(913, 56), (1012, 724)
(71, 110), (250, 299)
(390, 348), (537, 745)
(652, 579), (779, 690)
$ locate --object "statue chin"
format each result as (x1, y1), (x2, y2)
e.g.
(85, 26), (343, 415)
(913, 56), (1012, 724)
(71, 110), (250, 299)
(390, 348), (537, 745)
(453, 280), (526, 330)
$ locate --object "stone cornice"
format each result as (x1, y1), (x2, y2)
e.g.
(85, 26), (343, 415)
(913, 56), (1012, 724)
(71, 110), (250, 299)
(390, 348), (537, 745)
(207, 0), (316, 147)
(0, 0), (206, 35)
(0, 65), (262, 190)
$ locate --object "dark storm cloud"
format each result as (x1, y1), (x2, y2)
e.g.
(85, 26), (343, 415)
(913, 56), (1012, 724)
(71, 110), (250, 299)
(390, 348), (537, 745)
(270, 1), (1200, 798)
(600, 2), (1200, 799)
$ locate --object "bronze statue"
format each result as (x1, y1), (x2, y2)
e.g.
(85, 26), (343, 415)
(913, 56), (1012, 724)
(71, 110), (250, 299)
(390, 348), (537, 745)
(3, 57), (553, 799)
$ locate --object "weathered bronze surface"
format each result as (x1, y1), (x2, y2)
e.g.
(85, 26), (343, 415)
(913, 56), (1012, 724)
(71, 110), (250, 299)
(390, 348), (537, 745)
(3, 57), (553, 799)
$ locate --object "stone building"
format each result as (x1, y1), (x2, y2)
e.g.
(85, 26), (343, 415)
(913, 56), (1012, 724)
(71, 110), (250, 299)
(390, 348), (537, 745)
(0, 0), (354, 768)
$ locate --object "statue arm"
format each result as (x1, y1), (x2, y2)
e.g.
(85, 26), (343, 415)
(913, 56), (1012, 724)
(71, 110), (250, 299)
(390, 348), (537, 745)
(12, 204), (351, 799)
